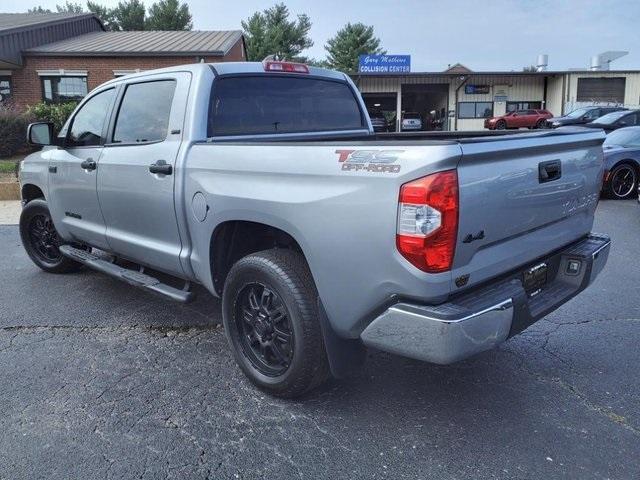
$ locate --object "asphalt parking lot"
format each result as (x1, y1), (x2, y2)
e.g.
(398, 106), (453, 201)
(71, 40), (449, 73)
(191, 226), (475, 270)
(1, 199), (639, 479)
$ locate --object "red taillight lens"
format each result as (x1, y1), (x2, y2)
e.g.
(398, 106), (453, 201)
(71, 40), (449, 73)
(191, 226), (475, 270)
(396, 170), (458, 273)
(263, 61), (309, 74)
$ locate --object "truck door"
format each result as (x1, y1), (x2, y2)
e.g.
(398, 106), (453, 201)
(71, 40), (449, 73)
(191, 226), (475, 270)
(97, 73), (191, 276)
(47, 87), (117, 250)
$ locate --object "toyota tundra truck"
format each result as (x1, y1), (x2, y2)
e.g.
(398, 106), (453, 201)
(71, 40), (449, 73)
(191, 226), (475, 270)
(19, 61), (610, 397)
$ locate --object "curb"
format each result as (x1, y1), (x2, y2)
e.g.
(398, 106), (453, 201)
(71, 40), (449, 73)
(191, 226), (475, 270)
(0, 182), (20, 201)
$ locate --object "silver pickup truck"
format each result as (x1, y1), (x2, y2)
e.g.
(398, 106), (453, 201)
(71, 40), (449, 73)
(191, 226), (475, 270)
(19, 61), (610, 397)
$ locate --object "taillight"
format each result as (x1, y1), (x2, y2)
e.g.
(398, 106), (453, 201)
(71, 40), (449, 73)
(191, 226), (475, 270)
(263, 61), (309, 74)
(396, 170), (458, 273)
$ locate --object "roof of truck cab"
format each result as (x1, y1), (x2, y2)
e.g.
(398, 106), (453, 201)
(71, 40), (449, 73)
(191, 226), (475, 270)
(210, 62), (348, 80)
(98, 62), (348, 89)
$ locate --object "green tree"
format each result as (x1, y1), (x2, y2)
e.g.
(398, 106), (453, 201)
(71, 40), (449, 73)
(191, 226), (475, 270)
(113, 0), (146, 30)
(241, 3), (313, 61)
(56, 1), (84, 13)
(325, 22), (385, 73)
(145, 0), (192, 30)
(28, 6), (53, 13)
(87, 1), (119, 30)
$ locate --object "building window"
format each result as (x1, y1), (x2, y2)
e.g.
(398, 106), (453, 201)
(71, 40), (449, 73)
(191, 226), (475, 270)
(41, 76), (88, 103)
(506, 101), (542, 112)
(458, 102), (493, 119)
(0, 76), (11, 102)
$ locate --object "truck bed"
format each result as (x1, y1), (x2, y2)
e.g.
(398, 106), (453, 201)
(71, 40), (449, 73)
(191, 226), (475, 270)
(207, 126), (596, 145)
(188, 127), (605, 337)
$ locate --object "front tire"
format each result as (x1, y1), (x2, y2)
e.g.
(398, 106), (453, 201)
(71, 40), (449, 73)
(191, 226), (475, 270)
(19, 198), (82, 273)
(535, 119), (547, 129)
(605, 163), (638, 199)
(222, 249), (329, 398)
(496, 120), (507, 130)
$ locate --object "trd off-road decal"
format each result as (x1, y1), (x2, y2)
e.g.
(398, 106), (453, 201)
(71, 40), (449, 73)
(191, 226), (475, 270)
(335, 149), (403, 173)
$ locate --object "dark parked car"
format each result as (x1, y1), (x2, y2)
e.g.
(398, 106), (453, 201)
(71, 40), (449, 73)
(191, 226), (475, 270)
(602, 126), (640, 199)
(369, 109), (390, 132)
(547, 106), (627, 128)
(484, 109), (552, 130)
(586, 110), (640, 133)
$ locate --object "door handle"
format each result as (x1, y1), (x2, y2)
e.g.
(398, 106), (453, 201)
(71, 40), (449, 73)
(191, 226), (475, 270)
(81, 158), (97, 171)
(539, 160), (561, 183)
(149, 160), (172, 175)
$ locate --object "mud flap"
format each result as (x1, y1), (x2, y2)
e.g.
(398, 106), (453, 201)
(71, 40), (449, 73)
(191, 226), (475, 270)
(317, 299), (366, 379)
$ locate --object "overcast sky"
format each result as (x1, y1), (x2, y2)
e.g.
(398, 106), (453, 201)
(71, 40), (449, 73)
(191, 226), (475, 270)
(5, 0), (640, 71)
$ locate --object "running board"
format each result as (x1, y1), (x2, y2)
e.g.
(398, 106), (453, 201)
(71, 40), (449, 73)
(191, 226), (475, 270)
(59, 245), (195, 303)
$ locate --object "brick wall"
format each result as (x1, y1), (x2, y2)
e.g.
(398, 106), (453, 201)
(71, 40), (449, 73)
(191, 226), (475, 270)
(10, 38), (245, 109)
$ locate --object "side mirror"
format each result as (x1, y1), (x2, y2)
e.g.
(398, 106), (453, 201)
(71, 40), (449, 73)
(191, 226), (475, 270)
(618, 120), (628, 127)
(27, 122), (54, 146)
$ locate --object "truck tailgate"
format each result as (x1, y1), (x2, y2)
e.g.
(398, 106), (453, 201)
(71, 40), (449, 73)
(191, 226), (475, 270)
(452, 129), (605, 292)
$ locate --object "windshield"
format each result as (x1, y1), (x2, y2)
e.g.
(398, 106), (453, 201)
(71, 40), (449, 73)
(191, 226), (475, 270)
(593, 111), (628, 125)
(404, 113), (420, 119)
(565, 107), (591, 119)
(604, 127), (640, 147)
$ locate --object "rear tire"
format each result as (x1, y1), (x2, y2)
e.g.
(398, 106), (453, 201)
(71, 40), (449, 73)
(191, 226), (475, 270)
(222, 249), (329, 398)
(19, 198), (82, 273)
(605, 163), (638, 199)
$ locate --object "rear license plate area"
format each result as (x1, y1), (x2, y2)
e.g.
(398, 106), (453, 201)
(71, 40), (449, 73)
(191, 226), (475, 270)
(523, 262), (548, 296)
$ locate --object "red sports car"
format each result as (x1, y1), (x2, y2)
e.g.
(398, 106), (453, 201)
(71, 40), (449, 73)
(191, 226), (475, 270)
(485, 109), (553, 130)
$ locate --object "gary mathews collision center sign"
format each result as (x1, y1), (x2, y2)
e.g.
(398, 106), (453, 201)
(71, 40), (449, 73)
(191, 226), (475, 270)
(358, 55), (411, 73)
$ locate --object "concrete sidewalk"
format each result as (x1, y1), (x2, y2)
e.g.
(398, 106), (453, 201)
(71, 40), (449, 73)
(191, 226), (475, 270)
(0, 201), (21, 225)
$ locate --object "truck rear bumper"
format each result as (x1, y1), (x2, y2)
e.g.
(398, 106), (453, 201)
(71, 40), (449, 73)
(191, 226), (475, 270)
(360, 233), (610, 364)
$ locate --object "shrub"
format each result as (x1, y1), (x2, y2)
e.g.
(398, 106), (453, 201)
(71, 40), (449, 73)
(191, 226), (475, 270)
(0, 104), (33, 158)
(27, 101), (78, 134)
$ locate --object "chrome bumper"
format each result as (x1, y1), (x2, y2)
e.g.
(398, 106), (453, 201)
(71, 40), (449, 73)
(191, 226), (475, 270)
(360, 234), (611, 364)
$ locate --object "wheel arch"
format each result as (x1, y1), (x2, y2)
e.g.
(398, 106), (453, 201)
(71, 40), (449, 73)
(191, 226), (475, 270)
(209, 220), (309, 296)
(21, 183), (46, 204)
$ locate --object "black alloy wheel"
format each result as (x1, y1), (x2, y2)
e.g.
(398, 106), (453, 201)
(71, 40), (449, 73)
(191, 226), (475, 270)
(27, 213), (63, 263)
(19, 198), (82, 273)
(235, 282), (294, 376)
(222, 249), (329, 397)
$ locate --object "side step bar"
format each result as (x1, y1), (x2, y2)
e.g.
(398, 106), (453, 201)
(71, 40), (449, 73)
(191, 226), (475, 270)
(59, 245), (195, 303)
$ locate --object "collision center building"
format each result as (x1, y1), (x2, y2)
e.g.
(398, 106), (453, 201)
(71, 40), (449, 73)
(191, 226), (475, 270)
(353, 61), (640, 131)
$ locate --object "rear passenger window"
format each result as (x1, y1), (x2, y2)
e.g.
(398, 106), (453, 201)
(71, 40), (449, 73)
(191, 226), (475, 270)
(112, 80), (176, 144)
(208, 76), (365, 137)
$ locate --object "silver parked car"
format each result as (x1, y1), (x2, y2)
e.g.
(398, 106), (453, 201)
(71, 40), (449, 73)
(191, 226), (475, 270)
(401, 112), (423, 131)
